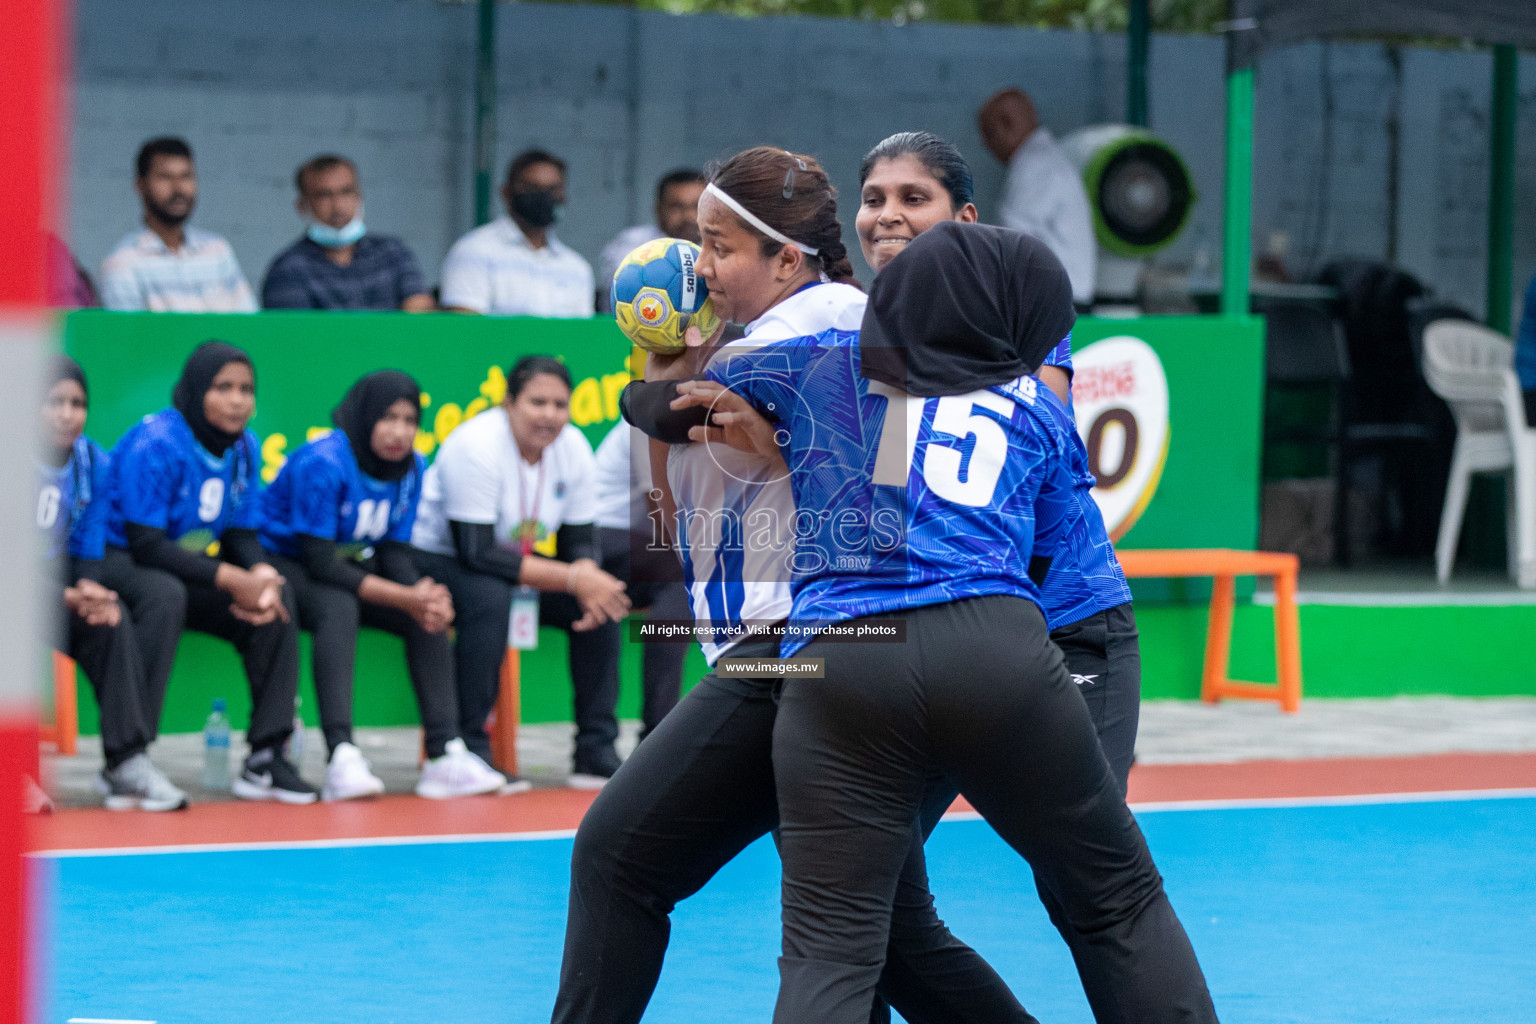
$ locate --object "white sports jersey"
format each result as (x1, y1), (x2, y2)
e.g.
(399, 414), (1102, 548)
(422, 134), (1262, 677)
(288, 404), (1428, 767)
(412, 409), (597, 558)
(669, 282), (867, 663)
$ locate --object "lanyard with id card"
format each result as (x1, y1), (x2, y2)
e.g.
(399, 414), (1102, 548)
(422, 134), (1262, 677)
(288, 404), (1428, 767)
(508, 458), (545, 651)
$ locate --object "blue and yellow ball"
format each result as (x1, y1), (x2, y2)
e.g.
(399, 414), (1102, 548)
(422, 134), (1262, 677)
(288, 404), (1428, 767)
(610, 238), (722, 355)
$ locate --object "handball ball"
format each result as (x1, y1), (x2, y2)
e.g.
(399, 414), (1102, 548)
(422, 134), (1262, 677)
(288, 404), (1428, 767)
(611, 238), (722, 355)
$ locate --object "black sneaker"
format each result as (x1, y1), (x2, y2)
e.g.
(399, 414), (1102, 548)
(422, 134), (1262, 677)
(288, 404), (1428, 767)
(233, 750), (319, 805)
(569, 748), (622, 791)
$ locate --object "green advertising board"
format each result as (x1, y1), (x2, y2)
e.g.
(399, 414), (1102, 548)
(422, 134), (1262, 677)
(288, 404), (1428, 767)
(59, 310), (1265, 735)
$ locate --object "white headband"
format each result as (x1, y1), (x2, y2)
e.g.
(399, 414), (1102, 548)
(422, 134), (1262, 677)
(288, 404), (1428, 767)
(705, 182), (820, 256)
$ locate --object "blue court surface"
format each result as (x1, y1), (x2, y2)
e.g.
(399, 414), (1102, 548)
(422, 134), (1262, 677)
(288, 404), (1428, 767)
(38, 794), (1536, 1024)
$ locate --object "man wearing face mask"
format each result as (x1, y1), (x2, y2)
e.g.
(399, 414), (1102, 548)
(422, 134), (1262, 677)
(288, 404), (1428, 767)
(439, 149), (595, 317)
(261, 155), (433, 311)
(100, 137), (258, 313)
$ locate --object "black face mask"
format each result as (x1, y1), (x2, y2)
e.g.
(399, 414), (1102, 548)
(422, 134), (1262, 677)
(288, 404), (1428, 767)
(511, 189), (563, 229)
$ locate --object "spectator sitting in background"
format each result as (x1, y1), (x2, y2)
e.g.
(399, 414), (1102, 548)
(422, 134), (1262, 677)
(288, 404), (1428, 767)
(439, 149), (594, 317)
(100, 137), (257, 313)
(597, 168), (706, 311)
(978, 88), (1096, 306)
(261, 155), (433, 312)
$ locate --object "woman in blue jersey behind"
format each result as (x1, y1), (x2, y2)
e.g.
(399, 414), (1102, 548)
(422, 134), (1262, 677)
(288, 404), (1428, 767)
(106, 340), (316, 804)
(40, 356), (186, 811)
(260, 370), (506, 801)
(679, 222), (1216, 1024)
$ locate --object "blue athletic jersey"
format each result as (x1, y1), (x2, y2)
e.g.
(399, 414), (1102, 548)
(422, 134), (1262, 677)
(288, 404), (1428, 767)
(36, 436), (111, 563)
(260, 431), (423, 560)
(106, 408), (262, 553)
(1034, 388), (1132, 627)
(1042, 332), (1073, 373)
(707, 330), (1074, 657)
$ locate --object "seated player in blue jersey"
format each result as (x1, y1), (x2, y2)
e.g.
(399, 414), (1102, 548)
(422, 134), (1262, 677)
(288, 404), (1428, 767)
(673, 222), (1216, 1024)
(260, 370), (506, 801)
(39, 357), (187, 811)
(106, 341), (317, 804)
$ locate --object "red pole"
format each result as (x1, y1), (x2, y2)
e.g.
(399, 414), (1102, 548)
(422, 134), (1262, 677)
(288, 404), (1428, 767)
(0, 0), (64, 1020)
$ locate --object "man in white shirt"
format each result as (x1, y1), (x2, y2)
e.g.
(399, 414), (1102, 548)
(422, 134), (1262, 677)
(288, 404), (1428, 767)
(439, 149), (595, 317)
(979, 88), (1097, 306)
(99, 137), (258, 313)
(596, 168), (706, 312)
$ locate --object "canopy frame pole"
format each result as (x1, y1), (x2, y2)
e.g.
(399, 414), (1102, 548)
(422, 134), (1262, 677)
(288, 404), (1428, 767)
(1222, 63), (1254, 318)
(473, 0), (497, 227)
(1127, 0), (1150, 126)
(1486, 44), (1517, 333)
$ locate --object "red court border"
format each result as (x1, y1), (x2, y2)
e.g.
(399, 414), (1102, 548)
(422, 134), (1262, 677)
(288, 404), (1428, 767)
(29, 751), (1536, 855)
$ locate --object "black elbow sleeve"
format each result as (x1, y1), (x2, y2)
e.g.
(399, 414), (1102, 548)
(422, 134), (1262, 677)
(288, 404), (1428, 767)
(448, 520), (524, 583)
(295, 534), (369, 593)
(123, 523), (221, 586)
(620, 380), (709, 444)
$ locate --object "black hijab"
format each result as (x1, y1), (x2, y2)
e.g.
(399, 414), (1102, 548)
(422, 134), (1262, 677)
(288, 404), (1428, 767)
(47, 354), (87, 401)
(332, 370), (421, 482)
(858, 221), (1076, 397)
(172, 340), (254, 456)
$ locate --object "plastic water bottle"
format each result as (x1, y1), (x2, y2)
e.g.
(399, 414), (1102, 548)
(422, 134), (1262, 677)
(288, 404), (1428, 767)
(284, 696), (305, 765)
(202, 698), (231, 790)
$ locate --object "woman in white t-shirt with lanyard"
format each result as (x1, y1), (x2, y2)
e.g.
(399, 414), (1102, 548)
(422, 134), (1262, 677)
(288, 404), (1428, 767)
(551, 146), (1029, 1024)
(411, 356), (629, 788)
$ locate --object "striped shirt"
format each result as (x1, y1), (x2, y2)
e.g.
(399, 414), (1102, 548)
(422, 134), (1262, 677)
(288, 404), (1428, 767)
(99, 226), (257, 313)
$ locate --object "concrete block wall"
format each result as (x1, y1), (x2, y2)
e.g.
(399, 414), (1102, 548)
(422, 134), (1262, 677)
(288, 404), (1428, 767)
(67, 0), (1536, 316)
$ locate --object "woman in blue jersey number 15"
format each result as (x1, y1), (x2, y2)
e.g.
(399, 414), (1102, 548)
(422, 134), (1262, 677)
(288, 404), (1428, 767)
(106, 341), (317, 804)
(857, 132), (1141, 794)
(39, 357), (187, 811)
(681, 222), (1217, 1023)
(259, 370), (507, 801)
(680, 132), (1144, 1018)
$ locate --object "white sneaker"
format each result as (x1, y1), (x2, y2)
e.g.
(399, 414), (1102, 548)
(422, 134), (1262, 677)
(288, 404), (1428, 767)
(322, 742), (386, 802)
(416, 738), (506, 799)
(95, 753), (189, 812)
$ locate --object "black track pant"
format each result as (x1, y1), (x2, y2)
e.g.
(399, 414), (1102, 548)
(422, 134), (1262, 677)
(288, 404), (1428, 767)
(135, 554), (301, 756)
(265, 553), (459, 759)
(551, 637), (1035, 1024)
(773, 596), (1216, 1024)
(99, 547), (187, 743)
(596, 526), (689, 739)
(56, 609), (150, 770)
(871, 600), (1145, 1023)
(412, 550), (621, 771)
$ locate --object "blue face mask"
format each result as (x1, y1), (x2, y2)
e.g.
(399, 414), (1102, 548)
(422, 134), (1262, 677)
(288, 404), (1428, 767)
(307, 209), (366, 248)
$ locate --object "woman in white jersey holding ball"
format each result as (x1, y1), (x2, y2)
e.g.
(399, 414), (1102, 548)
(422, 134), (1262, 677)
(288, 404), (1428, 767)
(550, 146), (1034, 1024)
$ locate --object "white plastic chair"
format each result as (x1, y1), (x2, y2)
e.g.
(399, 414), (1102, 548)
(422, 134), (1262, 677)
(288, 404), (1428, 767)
(1421, 320), (1536, 588)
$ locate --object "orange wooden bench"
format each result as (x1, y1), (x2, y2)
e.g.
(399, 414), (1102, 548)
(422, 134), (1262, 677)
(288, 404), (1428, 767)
(40, 651), (79, 756)
(1116, 548), (1302, 713)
